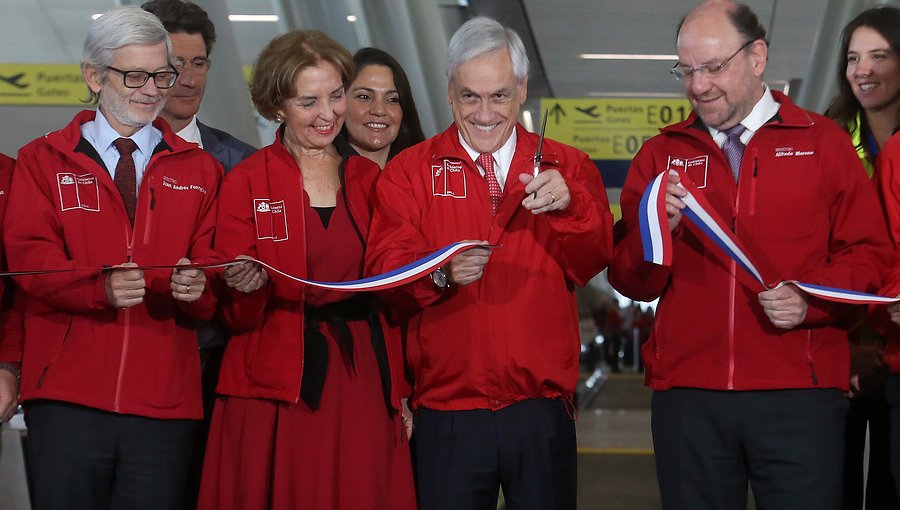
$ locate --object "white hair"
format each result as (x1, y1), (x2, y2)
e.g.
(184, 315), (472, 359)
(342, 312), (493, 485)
(446, 17), (529, 83)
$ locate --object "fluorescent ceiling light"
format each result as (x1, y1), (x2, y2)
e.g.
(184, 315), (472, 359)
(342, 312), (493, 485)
(229, 14), (279, 22)
(347, 15), (358, 22)
(580, 54), (677, 60)
(91, 13), (102, 20)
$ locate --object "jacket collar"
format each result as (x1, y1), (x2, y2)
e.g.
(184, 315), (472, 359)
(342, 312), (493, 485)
(47, 110), (203, 163)
(662, 90), (815, 139)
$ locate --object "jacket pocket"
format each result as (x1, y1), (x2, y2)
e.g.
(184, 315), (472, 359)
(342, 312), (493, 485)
(36, 316), (73, 388)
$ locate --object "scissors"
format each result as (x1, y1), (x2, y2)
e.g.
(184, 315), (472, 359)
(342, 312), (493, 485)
(532, 109), (548, 199)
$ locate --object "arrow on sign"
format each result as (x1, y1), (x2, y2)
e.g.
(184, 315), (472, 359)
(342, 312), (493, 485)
(549, 103), (566, 124)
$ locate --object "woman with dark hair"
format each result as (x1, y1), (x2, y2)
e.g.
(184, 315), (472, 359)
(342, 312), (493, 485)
(828, 6), (900, 508)
(197, 31), (416, 510)
(342, 47), (425, 168)
(826, 6), (900, 174)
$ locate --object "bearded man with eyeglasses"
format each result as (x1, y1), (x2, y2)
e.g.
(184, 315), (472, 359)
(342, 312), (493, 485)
(610, 1), (891, 509)
(1, 6), (222, 510)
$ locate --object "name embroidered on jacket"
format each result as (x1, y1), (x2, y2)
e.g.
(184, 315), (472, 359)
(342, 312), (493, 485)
(774, 147), (815, 157)
(162, 175), (207, 194)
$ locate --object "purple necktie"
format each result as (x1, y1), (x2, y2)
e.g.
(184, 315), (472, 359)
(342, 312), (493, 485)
(113, 137), (138, 224)
(722, 124), (746, 181)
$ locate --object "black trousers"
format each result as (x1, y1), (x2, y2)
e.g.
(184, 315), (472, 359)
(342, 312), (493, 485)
(651, 388), (847, 510)
(25, 400), (195, 510)
(885, 375), (900, 502)
(843, 392), (897, 509)
(414, 398), (576, 510)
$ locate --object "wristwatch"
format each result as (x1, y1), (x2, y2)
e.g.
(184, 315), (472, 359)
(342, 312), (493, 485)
(431, 267), (450, 289)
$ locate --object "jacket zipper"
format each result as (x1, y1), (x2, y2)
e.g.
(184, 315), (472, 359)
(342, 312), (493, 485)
(728, 149), (740, 390)
(114, 158), (144, 411)
(295, 170), (307, 405)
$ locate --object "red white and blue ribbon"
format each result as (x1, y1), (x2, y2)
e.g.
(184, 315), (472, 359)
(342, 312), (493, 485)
(5, 241), (489, 293)
(639, 170), (899, 305)
(248, 241), (488, 291)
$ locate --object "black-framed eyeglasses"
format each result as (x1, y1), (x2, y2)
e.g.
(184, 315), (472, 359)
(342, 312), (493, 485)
(670, 39), (756, 80)
(105, 65), (179, 89)
(172, 57), (211, 75)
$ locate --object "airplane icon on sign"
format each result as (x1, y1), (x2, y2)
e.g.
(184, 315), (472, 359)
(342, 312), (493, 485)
(575, 105), (600, 118)
(0, 73), (27, 89)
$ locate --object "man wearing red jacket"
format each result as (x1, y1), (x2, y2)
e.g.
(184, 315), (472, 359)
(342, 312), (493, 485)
(609, 2), (891, 509)
(0, 154), (21, 423)
(366, 16), (613, 510)
(3, 7), (221, 510)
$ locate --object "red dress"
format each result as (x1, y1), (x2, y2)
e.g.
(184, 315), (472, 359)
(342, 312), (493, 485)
(198, 189), (416, 510)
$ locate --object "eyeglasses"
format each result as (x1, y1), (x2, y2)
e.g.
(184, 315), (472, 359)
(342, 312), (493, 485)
(670, 40), (756, 80)
(105, 66), (178, 89)
(172, 57), (211, 75)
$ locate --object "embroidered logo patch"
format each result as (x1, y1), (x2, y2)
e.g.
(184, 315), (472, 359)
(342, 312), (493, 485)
(432, 159), (467, 198)
(253, 198), (288, 242)
(57, 172), (100, 212)
(667, 155), (709, 189)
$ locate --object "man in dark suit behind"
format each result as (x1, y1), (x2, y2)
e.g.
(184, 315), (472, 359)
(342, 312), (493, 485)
(142, 0), (256, 172)
(141, 1), (257, 506)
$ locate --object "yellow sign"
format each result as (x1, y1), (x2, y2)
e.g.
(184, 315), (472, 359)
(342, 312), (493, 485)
(0, 64), (90, 105)
(539, 98), (692, 160)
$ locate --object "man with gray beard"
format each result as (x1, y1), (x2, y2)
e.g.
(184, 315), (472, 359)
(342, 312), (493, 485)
(2, 6), (222, 509)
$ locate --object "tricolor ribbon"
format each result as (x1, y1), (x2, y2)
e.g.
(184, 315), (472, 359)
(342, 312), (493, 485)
(639, 170), (899, 305)
(4, 241), (489, 293)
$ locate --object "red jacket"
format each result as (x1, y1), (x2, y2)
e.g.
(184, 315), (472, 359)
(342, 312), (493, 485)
(365, 124), (613, 411)
(610, 92), (891, 392)
(3, 110), (222, 419)
(876, 133), (900, 372)
(0, 154), (23, 365)
(213, 134), (408, 409)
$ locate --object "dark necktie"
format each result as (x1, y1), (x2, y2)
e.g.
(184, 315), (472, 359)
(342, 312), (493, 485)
(477, 152), (501, 214)
(722, 124), (747, 181)
(113, 137), (138, 224)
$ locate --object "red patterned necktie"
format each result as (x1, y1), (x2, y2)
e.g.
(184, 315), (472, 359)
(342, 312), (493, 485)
(113, 137), (138, 224)
(477, 152), (501, 214)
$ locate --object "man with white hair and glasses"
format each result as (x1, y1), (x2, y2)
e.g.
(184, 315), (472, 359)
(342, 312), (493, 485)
(2, 6), (221, 509)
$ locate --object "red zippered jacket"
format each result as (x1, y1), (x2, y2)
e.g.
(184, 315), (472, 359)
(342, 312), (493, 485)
(213, 134), (409, 410)
(875, 133), (900, 372)
(610, 92), (891, 392)
(3, 110), (222, 419)
(0, 154), (23, 366)
(365, 124), (613, 411)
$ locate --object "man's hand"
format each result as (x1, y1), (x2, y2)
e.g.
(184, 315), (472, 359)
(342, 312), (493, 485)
(401, 397), (413, 440)
(224, 255), (269, 294)
(887, 299), (900, 325)
(519, 170), (570, 214)
(665, 171), (687, 232)
(0, 369), (18, 423)
(171, 258), (206, 303)
(758, 283), (808, 329)
(446, 241), (491, 285)
(105, 262), (145, 308)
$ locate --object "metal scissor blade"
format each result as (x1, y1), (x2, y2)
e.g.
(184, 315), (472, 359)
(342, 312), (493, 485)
(534, 109), (549, 162)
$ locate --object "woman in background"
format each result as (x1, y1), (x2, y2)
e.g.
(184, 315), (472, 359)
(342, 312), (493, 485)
(828, 6), (900, 508)
(342, 47), (425, 169)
